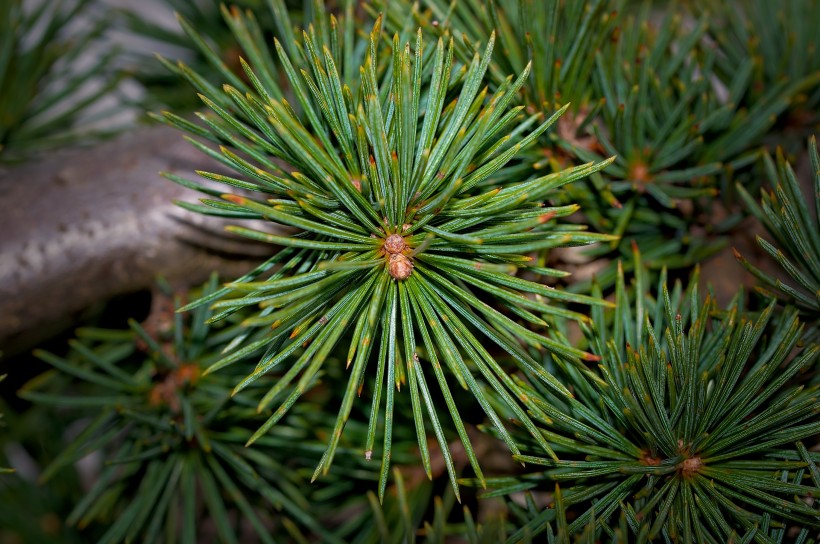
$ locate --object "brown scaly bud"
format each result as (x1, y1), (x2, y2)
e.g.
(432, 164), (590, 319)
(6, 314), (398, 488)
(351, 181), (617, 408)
(383, 233), (413, 280)
(679, 456), (703, 478)
(388, 253), (413, 280)
(148, 363), (201, 413)
(383, 234), (406, 254)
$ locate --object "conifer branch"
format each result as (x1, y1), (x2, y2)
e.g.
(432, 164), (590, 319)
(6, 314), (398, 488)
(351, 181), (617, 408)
(157, 3), (618, 496)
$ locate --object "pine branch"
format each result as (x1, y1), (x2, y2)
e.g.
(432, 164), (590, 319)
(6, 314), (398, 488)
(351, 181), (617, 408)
(321, 465), (509, 543)
(0, 124), (274, 353)
(706, 0), (820, 121)
(116, 0), (307, 111)
(0, 0), (127, 162)
(155, 2), (619, 498)
(464, 247), (820, 541)
(373, 0), (818, 295)
(19, 277), (344, 544)
(735, 136), (820, 321)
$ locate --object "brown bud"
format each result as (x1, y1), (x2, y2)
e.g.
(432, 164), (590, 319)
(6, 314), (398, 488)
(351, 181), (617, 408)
(383, 234), (406, 254)
(388, 253), (413, 280)
(679, 456), (703, 477)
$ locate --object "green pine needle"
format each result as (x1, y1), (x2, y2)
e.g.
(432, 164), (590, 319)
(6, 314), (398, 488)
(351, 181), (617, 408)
(0, 0), (125, 162)
(706, 0), (820, 114)
(19, 277), (342, 544)
(468, 248), (820, 541)
(158, 5), (618, 497)
(375, 0), (818, 294)
(736, 136), (820, 320)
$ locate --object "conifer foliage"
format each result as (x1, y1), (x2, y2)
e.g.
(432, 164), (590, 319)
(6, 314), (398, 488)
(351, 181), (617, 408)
(1, 0), (819, 542)
(0, 0), (123, 162)
(466, 253), (820, 542)
(21, 279), (341, 543)
(736, 136), (820, 321)
(156, 3), (618, 497)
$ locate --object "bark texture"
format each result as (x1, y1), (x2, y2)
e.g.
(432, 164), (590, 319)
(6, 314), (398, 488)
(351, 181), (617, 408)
(0, 125), (275, 352)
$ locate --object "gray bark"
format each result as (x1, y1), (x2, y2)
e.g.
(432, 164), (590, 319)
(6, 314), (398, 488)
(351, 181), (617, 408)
(0, 125), (277, 352)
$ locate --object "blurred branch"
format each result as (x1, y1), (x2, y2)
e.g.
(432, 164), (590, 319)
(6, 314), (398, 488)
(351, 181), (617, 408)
(0, 124), (278, 352)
